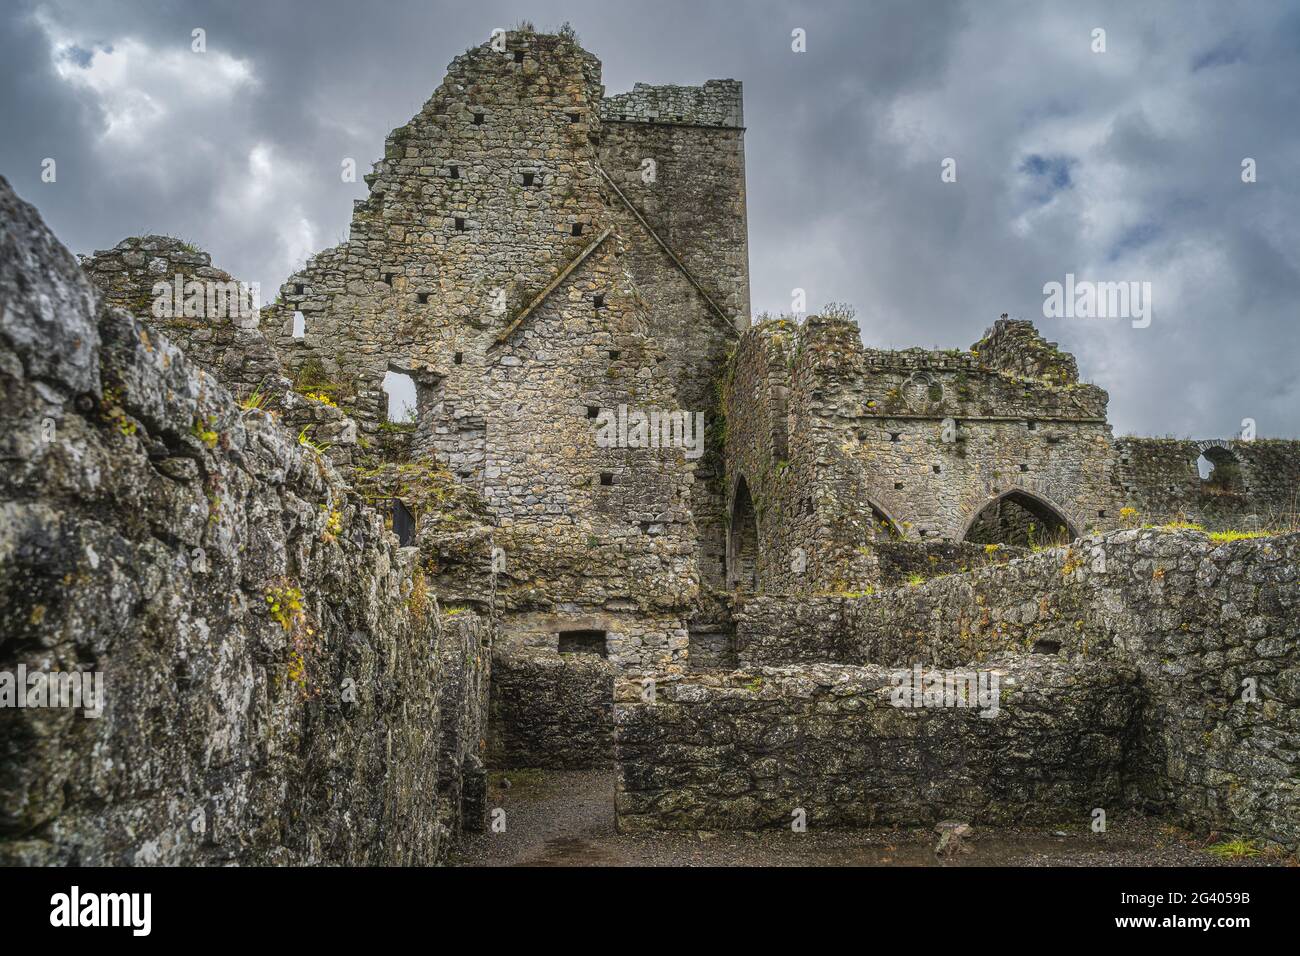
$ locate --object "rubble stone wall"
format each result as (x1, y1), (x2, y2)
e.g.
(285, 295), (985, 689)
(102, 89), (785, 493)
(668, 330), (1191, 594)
(487, 651), (614, 769)
(1115, 436), (1300, 531)
(614, 658), (1141, 831)
(731, 529), (1300, 846)
(724, 315), (1120, 595)
(250, 30), (713, 671)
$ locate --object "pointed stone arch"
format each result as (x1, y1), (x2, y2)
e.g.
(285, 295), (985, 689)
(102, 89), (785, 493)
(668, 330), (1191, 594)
(960, 488), (1078, 548)
(727, 475), (759, 591)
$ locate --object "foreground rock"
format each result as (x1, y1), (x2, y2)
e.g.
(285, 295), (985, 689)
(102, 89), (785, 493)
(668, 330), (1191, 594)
(0, 176), (491, 865)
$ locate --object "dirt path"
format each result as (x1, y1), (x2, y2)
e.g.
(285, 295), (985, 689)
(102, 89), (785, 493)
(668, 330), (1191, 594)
(452, 769), (1283, 867)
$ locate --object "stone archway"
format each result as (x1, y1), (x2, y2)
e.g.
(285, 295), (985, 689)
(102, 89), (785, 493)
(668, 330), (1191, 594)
(961, 489), (1077, 548)
(1196, 441), (1245, 497)
(728, 476), (759, 591)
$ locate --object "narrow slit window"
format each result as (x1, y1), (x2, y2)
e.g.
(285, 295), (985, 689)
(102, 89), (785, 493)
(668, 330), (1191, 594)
(593, 294), (605, 309)
(448, 165), (459, 179)
(455, 217), (466, 232)
(292, 311), (306, 339)
(453, 352), (463, 365)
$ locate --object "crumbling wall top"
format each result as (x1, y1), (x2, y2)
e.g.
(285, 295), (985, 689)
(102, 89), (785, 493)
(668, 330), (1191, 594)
(602, 79), (743, 127)
(971, 317), (1079, 386)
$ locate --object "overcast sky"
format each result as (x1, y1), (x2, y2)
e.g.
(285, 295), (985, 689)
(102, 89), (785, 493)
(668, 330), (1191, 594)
(3, 0), (1297, 437)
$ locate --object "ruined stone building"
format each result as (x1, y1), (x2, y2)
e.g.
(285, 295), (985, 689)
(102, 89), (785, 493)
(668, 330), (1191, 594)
(3, 27), (1299, 864)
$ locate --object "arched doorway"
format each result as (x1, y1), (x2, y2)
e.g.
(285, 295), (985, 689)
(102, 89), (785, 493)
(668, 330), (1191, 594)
(728, 477), (759, 591)
(1196, 444), (1244, 496)
(963, 490), (1076, 548)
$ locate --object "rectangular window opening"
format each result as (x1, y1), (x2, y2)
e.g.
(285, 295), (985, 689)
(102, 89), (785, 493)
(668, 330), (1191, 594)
(599, 471), (614, 486)
(572, 223), (584, 237)
(522, 171), (536, 187)
(455, 217), (466, 232)
(558, 629), (607, 658)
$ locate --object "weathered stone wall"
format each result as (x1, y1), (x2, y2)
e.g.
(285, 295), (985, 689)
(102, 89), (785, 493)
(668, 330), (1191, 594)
(1115, 436), (1300, 531)
(82, 237), (364, 470)
(731, 528), (1300, 846)
(614, 658), (1140, 831)
(724, 313), (1119, 595)
(597, 79), (750, 323)
(596, 91), (748, 591)
(874, 540), (1025, 587)
(0, 178), (490, 865)
(252, 29), (717, 672)
(81, 237), (281, 400)
(487, 651), (614, 769)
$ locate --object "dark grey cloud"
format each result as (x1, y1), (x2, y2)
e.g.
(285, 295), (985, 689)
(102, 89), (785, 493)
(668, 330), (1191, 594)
(2, 0), (1296, 438)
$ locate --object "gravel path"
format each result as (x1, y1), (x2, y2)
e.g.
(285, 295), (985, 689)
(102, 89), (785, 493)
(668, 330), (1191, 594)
(451, 769), (1287, 867)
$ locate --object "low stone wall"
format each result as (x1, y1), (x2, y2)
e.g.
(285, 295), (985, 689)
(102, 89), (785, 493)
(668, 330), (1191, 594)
(614, 658), (1140, 831)
(731, 529), (1300, 846)
(0, 178), (490, 865)
(874, 540), (1025, 587)
(487, 652), (614, 769)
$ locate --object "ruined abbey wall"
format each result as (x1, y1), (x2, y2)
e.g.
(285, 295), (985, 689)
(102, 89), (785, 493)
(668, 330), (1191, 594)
(615, 657), (1139, 832)
(719, 528), (1300, 846)
(245, 31), (746, 672)
(80, 238), (364, 470)
(1115, 436), (1300, 531)
(81, 237), (280, 398)
(596, 81), (749, 592)
(724, 315), (1119, 595)
(0, 179), (491, 865)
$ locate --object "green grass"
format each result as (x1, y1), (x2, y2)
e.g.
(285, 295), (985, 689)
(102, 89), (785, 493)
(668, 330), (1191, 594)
(1206, 838), (1261, 860)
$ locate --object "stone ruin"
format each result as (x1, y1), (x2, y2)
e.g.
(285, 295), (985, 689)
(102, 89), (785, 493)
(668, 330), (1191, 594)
(2, 27), (1298, 864)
